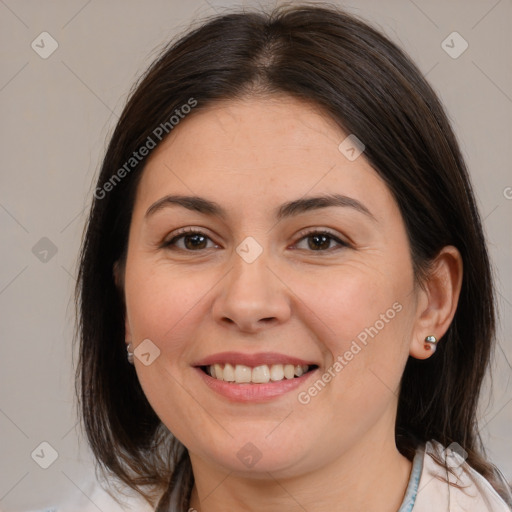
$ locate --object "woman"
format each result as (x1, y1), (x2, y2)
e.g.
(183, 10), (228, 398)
(75, 3), (512, 511)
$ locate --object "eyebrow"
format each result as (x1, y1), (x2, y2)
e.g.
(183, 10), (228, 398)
(145, 193), (377, 222)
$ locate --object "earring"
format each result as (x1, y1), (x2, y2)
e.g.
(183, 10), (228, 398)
(424, 335), (438, 353)
(127, 342), (134, 364)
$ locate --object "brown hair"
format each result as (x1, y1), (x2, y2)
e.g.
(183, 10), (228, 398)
(75, 2), (511, 509)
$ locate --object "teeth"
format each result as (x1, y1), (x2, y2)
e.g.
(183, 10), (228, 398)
(270, 364), (284, 381)
(234, 364), (252, 383)
(223, 363), (235, 382)
(284, 364), (295, 379)
(206, 363), (312, 383)
(213, 363), (223, 380)
(252, 365), (270, 383)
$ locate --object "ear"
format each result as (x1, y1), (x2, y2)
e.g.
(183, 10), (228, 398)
(113, 260), (132, 343)
(409, 246), (463, 360)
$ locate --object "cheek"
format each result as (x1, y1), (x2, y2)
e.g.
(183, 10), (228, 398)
(123, 259), (217, 441)
(294, 258), (406, 346)
(294, 259), (412, 404)
(124, 258), (213, 350)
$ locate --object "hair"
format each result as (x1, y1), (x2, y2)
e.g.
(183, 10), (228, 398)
(74, 2), (512, 510)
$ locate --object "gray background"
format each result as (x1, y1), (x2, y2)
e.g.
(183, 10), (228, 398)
(1, 0), (511, 510)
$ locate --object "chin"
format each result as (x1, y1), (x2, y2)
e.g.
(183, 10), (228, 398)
(195, 429), (315, 477)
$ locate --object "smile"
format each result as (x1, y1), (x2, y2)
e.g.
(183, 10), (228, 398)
(193, 351), (319, 401)
(202, 363), (315, 384)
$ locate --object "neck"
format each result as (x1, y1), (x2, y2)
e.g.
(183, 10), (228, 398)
(188, 432), (412, 512)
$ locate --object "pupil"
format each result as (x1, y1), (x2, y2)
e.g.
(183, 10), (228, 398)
(309, 234), (329, 250)
(185, 234), (206, 250)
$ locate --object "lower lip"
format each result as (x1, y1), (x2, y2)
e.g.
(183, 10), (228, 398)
(194, 367), (317, 402)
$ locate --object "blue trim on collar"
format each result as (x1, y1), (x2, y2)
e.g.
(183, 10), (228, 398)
(398, 447), (424, 512)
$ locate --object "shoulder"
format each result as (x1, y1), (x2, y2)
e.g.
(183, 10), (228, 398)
(413, 440), (512, 511)
(22, 477), (156, 512)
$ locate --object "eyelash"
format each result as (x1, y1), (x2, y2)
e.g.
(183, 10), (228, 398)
(161, 227), (349, 253)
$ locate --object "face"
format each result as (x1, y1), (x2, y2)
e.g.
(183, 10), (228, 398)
(121, 95), (421, 478)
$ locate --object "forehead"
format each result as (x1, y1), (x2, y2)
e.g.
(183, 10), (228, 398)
(133, 94), (396, 222)
(145, 95), (338, 167)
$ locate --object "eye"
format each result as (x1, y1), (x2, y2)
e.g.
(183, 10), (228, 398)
(294, 229), (349, 252)
(162, 228), (218, 251)
(161, 228), (349, 253)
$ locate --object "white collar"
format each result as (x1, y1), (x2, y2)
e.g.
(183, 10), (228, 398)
(410, 440), (511, 511)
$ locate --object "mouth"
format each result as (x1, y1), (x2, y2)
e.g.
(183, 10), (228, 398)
(199, 363), (318, 384)
(192, 351), (320, 401)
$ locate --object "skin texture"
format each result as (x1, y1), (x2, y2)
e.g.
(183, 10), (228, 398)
(119, 94), (463, 511)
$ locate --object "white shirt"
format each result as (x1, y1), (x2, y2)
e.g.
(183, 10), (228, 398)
(23, 440), (511, 512)
(409, 440), (511, 511)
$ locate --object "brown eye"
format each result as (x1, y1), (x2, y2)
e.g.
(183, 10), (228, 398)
(163, 229), (217, 251)
(295, 230), (348, 252)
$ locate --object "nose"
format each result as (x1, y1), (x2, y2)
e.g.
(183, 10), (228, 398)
(211, 246), (292, 334)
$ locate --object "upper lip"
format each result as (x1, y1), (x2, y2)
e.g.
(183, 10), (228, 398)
(192, 351), (318, 368)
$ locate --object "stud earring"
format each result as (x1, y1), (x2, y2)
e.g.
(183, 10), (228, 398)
(424, 335), (438, 353)
(127, 342), (134, 364)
